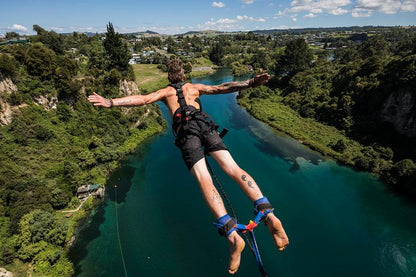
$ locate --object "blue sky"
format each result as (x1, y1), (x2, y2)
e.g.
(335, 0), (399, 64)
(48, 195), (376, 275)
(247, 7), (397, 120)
(1, 0), (416, 36)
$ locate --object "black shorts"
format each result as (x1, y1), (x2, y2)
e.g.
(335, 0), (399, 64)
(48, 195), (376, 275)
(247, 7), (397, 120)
(174, 119), (228, 170)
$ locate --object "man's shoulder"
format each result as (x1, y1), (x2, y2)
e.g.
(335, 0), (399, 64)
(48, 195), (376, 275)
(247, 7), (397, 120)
(185, 82), (204, 89)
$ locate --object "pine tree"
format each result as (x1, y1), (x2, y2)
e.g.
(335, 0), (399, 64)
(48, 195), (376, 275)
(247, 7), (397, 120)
(103, 22), (131, 73)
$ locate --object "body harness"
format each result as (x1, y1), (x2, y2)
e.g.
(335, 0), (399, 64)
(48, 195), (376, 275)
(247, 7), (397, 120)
(170, 82), (274, 277)
(169, 82), (227, 141)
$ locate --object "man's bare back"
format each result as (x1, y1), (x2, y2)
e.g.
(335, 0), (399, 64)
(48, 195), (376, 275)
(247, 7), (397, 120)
(160, 83), (202, 117)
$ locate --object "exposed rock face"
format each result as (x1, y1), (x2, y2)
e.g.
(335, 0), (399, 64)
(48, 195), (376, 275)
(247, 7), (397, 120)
(34, 95), (58, 110)
(0, 97), (13, 125)
(0, 268), (13, 277)
(119, 79), (139, 96)
(0, 74), (17, 125)
(380, 88), (416, 138)
(0, 74), (17, 94)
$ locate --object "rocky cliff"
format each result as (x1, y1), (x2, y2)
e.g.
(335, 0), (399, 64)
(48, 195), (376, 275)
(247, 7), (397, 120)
(0, 73), (17, 94)
(380, 88), (416, 138)
(0, 74), (17, 125)
(1, 77), (141, 126)
(119, 79), (139, 96)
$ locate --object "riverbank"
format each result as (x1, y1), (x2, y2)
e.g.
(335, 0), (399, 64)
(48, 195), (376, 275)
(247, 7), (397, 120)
(237, 94), (363, 166)
(237, 89), (416, 199)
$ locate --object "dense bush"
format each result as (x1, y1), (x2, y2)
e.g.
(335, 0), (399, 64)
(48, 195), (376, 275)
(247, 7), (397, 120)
(0, 24), (165, 275)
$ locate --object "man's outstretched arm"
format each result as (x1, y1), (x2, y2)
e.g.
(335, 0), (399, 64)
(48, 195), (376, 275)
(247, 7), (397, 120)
(88, 89), (165, 108)
(197, 71), (270, 95)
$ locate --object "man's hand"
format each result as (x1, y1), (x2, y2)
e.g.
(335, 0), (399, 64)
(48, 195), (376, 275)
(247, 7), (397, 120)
(250, 69), (270, 87)
(88, 92), (112, 108)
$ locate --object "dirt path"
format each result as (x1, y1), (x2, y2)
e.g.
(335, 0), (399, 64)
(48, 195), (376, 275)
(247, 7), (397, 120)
(137, 76), (160, 85)
(60, 195), (91, 213)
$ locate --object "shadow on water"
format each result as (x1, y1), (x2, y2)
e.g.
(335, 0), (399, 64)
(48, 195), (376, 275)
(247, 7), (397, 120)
(229, 97), (322, 168)
(68, 143), (151, 275)
(68, 200), (107, 276)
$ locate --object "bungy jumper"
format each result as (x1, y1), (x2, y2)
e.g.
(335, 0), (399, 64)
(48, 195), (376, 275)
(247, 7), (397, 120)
(169, 81), (275, 277)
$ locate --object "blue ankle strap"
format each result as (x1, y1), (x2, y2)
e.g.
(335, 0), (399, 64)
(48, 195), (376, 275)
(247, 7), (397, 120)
(253, 197), (274, 222)
(213, 214), (238, 237)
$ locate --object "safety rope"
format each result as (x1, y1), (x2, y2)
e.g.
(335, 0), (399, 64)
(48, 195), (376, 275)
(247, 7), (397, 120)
(206, 158), (269, 277)
(114, 185), (128, 277)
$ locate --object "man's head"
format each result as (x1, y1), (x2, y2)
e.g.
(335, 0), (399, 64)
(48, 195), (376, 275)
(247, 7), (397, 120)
(168, 59), (185, 83)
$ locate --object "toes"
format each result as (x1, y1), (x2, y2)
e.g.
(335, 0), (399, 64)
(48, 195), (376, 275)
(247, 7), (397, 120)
(228, 267), (238, 274)
(278, 244), (288, 251)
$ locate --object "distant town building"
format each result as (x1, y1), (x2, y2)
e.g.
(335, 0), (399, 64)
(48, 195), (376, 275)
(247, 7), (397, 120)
(77, 184), (105, 199)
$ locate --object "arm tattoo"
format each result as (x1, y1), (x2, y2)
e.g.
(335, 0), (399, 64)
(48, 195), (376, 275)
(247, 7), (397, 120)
(117, 99), (133, 106)
(148, 92), (160, 101)
(215, 80), (251, 93)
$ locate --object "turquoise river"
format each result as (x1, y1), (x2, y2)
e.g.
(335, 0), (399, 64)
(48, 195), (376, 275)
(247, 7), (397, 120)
(69, 69), (416, 277)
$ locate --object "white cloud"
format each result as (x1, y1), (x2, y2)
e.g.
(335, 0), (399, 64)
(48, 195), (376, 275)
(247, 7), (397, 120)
(50, 27), (65, 32)
(351, 7), (372, 17)
(242, 0), (255, 4)
(10, 24), (28, 32)
(289, 0), (351, 14)
(197, 14), (267, 32)
(236, 15), (267, 22)
(330, 7), (349, 15)
(355, 0), (416, 15)
(281, 0), (416, 19)
(197, 17), (240, 31)
(212, 2), (225, 8)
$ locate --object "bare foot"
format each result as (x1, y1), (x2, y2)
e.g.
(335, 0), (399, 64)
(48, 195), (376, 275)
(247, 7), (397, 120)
(264, 213), (289, 251)
(227, 231), (245, 274)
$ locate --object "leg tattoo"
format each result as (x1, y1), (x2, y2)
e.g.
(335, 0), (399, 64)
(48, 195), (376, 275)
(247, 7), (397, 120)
(241, 174), (255, 189)
(247, 180), (254, 188)
(212, 188), (222, 206)
(241, 173), (262, 198)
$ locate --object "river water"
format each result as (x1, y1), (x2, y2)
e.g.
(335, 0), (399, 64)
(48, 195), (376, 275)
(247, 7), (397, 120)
(69, 69), (416, 277)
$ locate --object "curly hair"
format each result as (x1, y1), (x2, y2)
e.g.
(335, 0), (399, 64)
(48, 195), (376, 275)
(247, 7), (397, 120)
(168, 59), (185, 83)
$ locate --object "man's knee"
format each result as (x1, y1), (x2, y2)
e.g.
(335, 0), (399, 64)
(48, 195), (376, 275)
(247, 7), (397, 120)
(222, 161), (241, 177)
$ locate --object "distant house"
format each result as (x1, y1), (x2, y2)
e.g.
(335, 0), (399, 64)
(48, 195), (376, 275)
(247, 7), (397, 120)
(0, 38), (30, 46)
(77, 184), (105, 199)
(77, 185), (89, 199)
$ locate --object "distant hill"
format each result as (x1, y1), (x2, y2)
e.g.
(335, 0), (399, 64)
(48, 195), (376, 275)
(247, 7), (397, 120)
(58, 25), (404, 38)
(182, 30), (224, 36)
(126, 30), (161, 37)
(251, 25), (393, 35)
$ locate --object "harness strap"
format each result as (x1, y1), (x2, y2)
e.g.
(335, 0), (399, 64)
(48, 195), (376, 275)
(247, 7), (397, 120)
(169, 82), (191, 121)
(170, 82), (226, 139)
(214, 214), (238, 237)
(253, 197), (274, 223)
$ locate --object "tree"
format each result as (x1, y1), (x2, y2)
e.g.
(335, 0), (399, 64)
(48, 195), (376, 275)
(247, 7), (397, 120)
(103, 22), (131, 73)
(33, 25), (64, 54)
(0, 53), (19, 79)
(276, 38), (313, 77)
(5, 32), (19, 39)
(252, 49), (271, 70)
(359, 35), (388, 59)
(209, 40), (225, 65)
(87, 40), (106, 76)
(183, 62), (192, 74)
(25, 43), (57, 79)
